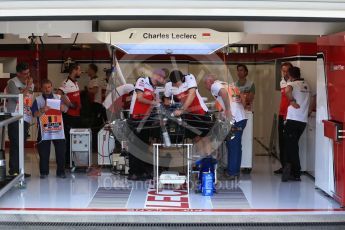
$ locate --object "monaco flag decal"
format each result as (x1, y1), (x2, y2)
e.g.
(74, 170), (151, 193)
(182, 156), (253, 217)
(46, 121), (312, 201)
(202, 32), (211, 39)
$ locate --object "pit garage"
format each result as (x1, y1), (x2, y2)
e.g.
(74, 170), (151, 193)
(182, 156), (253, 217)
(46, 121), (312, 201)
(0, 0), (344, 228)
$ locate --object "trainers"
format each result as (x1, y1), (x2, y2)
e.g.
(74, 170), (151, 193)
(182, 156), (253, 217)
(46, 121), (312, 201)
(142, 172), (153, 180)
(8, 173), (31, 178)
(282, 164), (291, 182)
(56, 173), (66, 179)
(223, 172), (239, 181)
(274, 168), (283, 174)
(289, 175), (301, 181)
(40, 174), (48, 179)
(24, 173), (31, 178)
(127, 174), (139, 180)
(138, 173), (153, 181)
(8, 172), (18, 178)
(227, 175), (238, 181)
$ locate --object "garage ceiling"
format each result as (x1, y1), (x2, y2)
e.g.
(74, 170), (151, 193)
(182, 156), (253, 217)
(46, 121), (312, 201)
(1, 1), (345, 19)
(0, 1), (345, 46)
(0, 19), (344, 45)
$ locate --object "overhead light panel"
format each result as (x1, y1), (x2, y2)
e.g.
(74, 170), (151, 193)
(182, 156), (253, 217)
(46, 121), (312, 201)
(115, 43), (226, 55)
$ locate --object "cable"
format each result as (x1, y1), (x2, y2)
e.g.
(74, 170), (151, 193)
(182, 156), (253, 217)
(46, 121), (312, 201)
(107, 130), (115, 169)
(72, 33), (79, 46)
(32, 123), (41, 171)
(39, 36), (44, 48)
(98, 132), (111, 158)
(101, 132), (105, 165)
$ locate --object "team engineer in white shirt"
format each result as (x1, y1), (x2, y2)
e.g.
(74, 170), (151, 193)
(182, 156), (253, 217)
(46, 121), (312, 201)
(281, 66), (311, 182)
(204, 74), (247, 180)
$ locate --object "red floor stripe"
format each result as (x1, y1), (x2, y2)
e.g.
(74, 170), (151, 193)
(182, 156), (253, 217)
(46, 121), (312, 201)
(0, 208), (344, 212)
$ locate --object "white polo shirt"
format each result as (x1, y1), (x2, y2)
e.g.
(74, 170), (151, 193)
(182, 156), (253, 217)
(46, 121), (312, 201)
(211, 80), (246, 122)
(164, 74), (208, 115)
(286, 79), (311, 123)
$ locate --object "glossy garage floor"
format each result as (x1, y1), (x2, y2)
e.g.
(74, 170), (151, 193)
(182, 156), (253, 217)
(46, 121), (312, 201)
(0, 148), (342, 215)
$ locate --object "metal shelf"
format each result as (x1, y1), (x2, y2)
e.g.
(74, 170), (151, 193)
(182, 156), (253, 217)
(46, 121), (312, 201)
(0, 115), (23, 127)
(0, 94), (25, 197)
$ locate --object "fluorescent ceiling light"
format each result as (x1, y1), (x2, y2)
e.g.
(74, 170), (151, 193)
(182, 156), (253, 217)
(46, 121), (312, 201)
(114, 43), (226, 55)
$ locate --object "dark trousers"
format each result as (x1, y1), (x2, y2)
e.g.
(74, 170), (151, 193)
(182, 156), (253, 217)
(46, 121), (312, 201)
(91, 102), (106, 152)
(8, 121), (29, 175)
(278, 115), (286, 168)
(128, 128), (153, 176)
(62, 114), (80, 167)
(284, 119), (306, 177)
(128, 119), (155, 176)
(227, 119), (247, 176)
(38, 137), (66, 176)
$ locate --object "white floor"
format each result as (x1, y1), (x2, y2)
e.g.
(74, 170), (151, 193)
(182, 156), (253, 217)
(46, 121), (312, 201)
(0, 149), (343, 215)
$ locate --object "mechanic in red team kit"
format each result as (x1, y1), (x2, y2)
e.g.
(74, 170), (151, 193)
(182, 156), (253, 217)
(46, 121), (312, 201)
(127, 69), (167, 180)
(57, 63), (82, 168)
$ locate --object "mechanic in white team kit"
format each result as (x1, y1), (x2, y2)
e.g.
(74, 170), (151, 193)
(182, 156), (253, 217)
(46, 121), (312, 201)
(204, 74), (247, 180)
(282, 66), (311, 182)
(164, 70), (213, 157)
